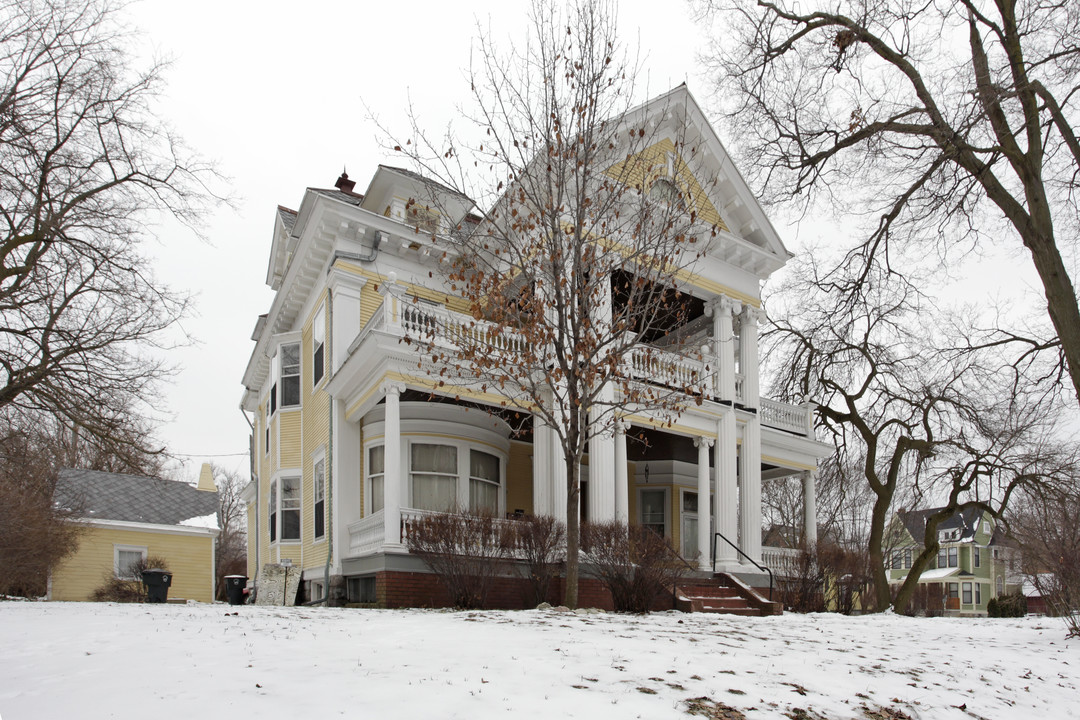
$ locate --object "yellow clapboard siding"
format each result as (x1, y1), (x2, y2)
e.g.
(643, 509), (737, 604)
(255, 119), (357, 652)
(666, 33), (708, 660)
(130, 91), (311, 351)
(50, 525), (215, 603)
(278, 411), (302, 467)
(246, 503), (257, 579)
(604, 137), (729, 232)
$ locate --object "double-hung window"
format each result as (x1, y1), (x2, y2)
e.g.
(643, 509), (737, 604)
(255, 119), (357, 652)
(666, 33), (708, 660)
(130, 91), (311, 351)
(962, 582), (973, 604)
(975, 583), (982, 605)
(280, 343), (300, 407)
(313, 306), (325, 386)
(937, 547), (947, 568)
(973, 548), (980, 568)
(280, 477), (300, 540)
(271, 477), (300, 542)
(411, 444), (457, 511)
(368, 446), (385, 513)
(314, 459), (326, 540)
(948, 546), (958, 568)
(115, 545), (147, 580)
(469, 450), (500, 514)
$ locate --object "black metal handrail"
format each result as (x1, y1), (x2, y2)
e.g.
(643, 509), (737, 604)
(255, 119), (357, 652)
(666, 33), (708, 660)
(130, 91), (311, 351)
(711, 532), (774, 602)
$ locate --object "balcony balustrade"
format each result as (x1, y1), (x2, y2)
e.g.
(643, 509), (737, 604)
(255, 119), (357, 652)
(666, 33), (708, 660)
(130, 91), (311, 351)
(357, 295), (811, 436)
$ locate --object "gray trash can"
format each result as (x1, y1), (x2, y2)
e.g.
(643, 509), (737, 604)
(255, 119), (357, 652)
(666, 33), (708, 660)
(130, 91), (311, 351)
(225, 575), (248, 605)
(141, 569), (172, 603)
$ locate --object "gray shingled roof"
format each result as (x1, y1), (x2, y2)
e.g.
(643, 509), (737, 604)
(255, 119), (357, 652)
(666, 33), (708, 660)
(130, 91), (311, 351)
(308, 188), (365, 207)
(54, 468), (219, 527)
(277, 205), (297, 233)
(898, 506), (983, 544)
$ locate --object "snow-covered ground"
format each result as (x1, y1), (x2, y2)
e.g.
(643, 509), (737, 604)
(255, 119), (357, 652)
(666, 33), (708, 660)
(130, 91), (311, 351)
(0, 603), (1076, 720)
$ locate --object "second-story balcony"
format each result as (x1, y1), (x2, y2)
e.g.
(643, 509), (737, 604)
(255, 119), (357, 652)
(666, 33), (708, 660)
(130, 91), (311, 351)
(351, 294), (813, 437)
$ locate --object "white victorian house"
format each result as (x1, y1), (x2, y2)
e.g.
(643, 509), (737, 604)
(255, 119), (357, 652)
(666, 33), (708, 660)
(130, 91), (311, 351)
(240, 86), (831, 609)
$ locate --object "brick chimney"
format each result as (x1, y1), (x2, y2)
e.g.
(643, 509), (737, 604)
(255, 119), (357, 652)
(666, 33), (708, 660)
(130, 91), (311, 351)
(335, 170), (356, 193)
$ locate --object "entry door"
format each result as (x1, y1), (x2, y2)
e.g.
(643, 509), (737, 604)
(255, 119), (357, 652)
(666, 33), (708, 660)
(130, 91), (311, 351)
(681, 491), (698, 559)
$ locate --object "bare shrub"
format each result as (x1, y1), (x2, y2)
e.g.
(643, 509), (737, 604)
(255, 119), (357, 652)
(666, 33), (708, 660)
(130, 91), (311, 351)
(818, 542), (874, 615)
(581, 521), (689, 613)
(405, 509), (513, 609)
(775, 544), (825, 613)
(512, 515), (565, 606)
(90, 556), (169, 603)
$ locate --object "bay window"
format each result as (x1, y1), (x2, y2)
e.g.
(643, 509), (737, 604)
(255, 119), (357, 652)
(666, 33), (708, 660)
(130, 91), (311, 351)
(364, 438), (505, 517)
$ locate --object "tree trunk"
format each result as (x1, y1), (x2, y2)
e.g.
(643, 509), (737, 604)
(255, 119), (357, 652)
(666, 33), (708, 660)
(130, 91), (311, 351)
(867, 488), (894, 612)
(564, 457), (580, 609)
(1022, 229), (1080, 405)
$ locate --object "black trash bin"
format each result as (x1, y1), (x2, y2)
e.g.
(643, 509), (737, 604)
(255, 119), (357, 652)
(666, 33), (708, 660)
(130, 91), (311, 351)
(225, 575), (248, 606)
(141, 568), (172, 603)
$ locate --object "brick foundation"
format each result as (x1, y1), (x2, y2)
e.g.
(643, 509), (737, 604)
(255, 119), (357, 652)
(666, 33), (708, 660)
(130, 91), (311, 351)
(368, 568), (683, 611)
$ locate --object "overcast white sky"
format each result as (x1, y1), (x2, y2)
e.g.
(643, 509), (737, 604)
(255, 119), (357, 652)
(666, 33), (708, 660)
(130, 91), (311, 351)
(125, 0), (730, 480)
(123, 1), (1067, 483)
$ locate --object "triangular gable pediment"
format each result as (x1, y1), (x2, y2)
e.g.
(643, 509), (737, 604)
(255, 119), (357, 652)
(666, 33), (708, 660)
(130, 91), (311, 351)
(606, 85), (792, 267)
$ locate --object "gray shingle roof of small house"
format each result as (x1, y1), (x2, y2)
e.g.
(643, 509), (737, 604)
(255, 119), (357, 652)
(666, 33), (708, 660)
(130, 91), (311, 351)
(54, 468), (219, 527)
(898, 506), (984, 544)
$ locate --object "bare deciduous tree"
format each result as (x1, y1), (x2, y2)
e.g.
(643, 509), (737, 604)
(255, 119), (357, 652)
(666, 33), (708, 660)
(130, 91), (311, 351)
(1009, 480), (1080, 636)
(697, 0), (1080, 408)
(766, 256), (1067, 612)
(212, 464), (248, 599)
(0, 0), (218, 460)
(392, 0), (717, 607)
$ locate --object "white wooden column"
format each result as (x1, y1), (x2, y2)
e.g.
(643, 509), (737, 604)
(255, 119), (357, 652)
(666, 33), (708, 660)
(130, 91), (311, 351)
(803, 469), (818, 547)
(708, 296), (740, 403)
(586, 272), (615, 522)
(532, 413), (551, 517)
(694, 436), (714, 571)
(382, 382), (404, 550)
(614, 420), (628, 525)
(739, 415), (762, 564)
(549, 422), (568, 526)
(714, 409), (738, 565)
(587, 400), (616, 522)
(739, 306), (761, 409)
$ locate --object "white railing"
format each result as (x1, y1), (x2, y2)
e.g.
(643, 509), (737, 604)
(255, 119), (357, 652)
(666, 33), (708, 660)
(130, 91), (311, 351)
(359, 295), (812, 436)
(627, 345), (710, 397)
(761, 546), (805, 577)
(347, 510), (385, 555)
(760, 398), (811, 435)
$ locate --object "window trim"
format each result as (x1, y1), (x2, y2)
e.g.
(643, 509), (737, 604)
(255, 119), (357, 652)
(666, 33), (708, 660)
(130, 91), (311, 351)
(114, 544), (148, 580)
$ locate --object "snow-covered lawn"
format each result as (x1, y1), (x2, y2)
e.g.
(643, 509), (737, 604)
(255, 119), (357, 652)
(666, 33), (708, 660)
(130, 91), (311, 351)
(1, 602), (1076, 720)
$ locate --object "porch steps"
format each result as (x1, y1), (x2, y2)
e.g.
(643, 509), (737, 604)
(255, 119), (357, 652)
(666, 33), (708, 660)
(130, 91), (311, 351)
(674, 575), (782, 616)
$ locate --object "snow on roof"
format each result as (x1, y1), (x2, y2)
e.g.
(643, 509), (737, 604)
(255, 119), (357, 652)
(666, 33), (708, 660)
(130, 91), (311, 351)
(179, 512), (220, 530)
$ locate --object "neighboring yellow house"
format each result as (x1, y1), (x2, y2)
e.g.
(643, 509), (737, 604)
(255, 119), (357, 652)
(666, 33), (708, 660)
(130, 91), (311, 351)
(50, 466), (220, 603)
